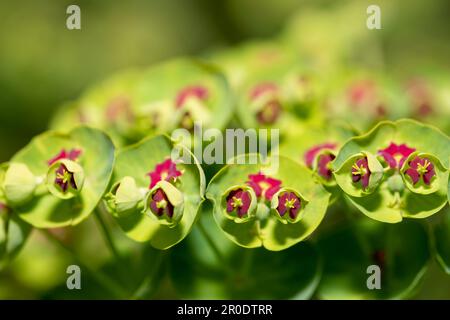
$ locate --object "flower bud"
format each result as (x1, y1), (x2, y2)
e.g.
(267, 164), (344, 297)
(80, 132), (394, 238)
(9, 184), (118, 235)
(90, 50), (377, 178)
(106, 176), (145, 216)
(3, 163), (38, 206)
(46, 159), (85, 199)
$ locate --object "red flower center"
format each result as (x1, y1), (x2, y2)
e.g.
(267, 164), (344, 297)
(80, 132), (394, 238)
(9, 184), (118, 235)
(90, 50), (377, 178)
(147, 159), (182, 189)
(276, 191), (301, 220)
(247, 172), (281, 201)
(55, 164), (78, 192)
(378, 142), (415, 169)
(404, 156), (436, 185)
(250, 83), (281, 125)
(226, 189), (252, 218)
(351, 157), (371, 189)
(47, 148), (82, 166)
(149, 188), (174, 218)
(317, 153), (336, 181)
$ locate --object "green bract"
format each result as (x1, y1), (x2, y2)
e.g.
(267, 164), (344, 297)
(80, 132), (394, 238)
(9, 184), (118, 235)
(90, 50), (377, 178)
(317, 219), (430, 299)
(206, 154), (330, 251)
(50, 71), (141, 146)
(5, 126), (115, 228)
(332, 119), (450, 223)
(134, 58), (234, 133)
(105, 135), (205, 250)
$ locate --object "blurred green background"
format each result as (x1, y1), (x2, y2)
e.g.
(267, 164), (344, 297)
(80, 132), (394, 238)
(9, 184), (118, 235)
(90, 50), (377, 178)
(1, 0), (449, 161)
(0, 0), (449, 299)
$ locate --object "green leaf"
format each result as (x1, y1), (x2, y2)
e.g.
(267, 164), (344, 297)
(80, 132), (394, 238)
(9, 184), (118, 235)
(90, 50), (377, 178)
(10, 126), (115, 228)
(206, 154), (330, 250)
(169, 205), (322, 299)
(108, 135), (205, 250)
(317, 219), (430, 299)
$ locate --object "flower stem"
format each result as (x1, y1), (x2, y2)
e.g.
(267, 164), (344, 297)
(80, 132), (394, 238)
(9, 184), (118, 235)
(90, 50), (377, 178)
(197, 217), (231, 273)
(41, 229), (127, 298)
(129, 250), (166, 300)
(94, 206), (121, 262)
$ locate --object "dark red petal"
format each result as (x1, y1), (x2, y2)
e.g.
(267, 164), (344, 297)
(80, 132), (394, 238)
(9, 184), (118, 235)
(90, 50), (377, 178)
(48, 150), (67, 166)
(398, 144), (416, 157)
(423, 168), (436, 185)
(265, 185), (281, 200)
(152, 189), (165, 202)
(240, 191), (251, 214)
(247, 181), (262, 197)
(289, 205), (301, 220)
(380, 142), (399, 156)
(408, 157), (422, 169)
(405, 168), (420, 185)
(277, 198), (287, 216)
(150, 201), (162, 216)
(165, 204), (174, 218)
(317, 154), (335, 180)
(378, 151), (396, 169)
(361, 172), (370, 189)
(352, 174), (361, 182)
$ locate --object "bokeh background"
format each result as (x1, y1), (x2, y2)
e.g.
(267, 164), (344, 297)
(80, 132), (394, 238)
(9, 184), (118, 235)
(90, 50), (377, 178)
(0, 0), (449, 299)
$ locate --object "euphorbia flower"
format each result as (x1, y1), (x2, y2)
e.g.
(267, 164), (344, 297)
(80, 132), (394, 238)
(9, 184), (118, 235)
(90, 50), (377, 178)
(317, 154), (336, 181)
(304, 142), (337, 168)
(226, 188), (251, 218)
(149, 188), (174, 218)
(105, 96), (134, 123)
(54, 163), (78, 193)
(48, 149), (82, 166)
(378, 142), (415, 169)
(147, 159), (183, 189)
(347, 80), (376, 106)
(275, 191), (301, 220)
(406, 78), (433, 117)
(250, 83), (278, 100)
(351, 158), (371, 189)
(175, 85), (208, 108)
(404, 156), (436, 185)
(250, 83), (282, 125)
(247, 172), (281, 201)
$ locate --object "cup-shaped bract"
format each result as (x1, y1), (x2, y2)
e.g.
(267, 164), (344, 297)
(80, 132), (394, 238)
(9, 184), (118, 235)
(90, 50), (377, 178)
(50, 70), (142, 147)
(133, 58), (234, 134)
(206, 154), (330, 251)
(332, 119), (449, 223)
(5, 126), (115, 228)
(105, 135), (205, 250)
